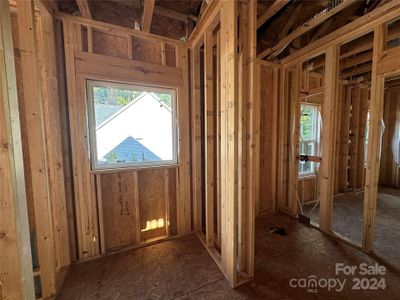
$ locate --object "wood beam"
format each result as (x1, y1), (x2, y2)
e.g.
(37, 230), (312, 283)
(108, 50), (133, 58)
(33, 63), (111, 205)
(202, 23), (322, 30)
(220, 0), (238, 287)
(281, 1), (400, 65)
(153, 5), (188, 22)
(204, 29), (214, 247)
(35, 6), (71, 269)
(259, 0), (358, 59)
(312, 47), (372, 71)
(257, 0), (289, 29)
(319, 46), (339, 232)
(341, 50), (373, 69)
(16, 0), (57, 296)
(188, 0), (222, 46)
(310, 18), (333, 43)
(278, 4), (302, 40)
(76, 0), (91, 19)
(191, 42), (202, 232)
(341, 62), (372, 78)
(141, 0), (155, 32)
(39, 0), (58, 14)
(0, 1), (35, 298)
(363, 24), (385, 252)
(245, 0), (257, 278)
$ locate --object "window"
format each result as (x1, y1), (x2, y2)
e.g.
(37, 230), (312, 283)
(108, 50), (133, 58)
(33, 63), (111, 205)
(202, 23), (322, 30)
(87, 80), (178, 170)
(299, 104), (320, 177)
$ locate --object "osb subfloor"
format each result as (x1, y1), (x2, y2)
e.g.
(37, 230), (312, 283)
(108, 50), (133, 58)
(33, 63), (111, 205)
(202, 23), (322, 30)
(304, 186), (400, 269)
(58, 213), (400, 299)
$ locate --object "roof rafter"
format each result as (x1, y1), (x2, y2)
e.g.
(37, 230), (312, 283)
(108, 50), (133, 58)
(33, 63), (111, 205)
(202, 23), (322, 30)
(141, 0), (155, 32)
(257, 0), (289, 29)
(76, 0), (91, 18)
(259, 0), (358, 59)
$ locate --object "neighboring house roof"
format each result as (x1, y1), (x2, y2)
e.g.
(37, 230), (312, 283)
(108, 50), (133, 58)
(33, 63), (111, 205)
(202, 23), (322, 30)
(95, 103), (123, 125)
(96, 92), (171, 130)
(101, 136), (160, 163)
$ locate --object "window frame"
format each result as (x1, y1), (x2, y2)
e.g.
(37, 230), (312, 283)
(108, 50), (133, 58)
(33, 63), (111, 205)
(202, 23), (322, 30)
(86, 79), (179, 171)
(298, 103), (320, 177)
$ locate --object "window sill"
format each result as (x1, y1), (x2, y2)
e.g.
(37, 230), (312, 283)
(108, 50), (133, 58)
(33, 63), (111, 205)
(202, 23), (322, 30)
(90, 163), (180, 175)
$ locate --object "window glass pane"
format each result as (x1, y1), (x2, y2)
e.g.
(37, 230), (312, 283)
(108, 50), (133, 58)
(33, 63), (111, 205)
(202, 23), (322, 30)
(89, 81), (176, 169)
(299, 104), (319, 176)
(300, 105), (315, 140)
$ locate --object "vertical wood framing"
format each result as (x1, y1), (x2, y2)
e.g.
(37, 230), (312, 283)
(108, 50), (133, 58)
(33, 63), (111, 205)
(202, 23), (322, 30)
(161, 42), (166, 65)
(220, 0), (238, 286)
(17, 0), (57, 296)
(204, 29), (215, 247)
(319, 46), (339, 232)
(63, 22), (100, 258)
(133, 171), (141, 242)
(0, 1), (35, 298)
(243, 0), (257, 278)
(363, 24), (385, 251)
(165, 169), (171, 237)
(271, 67), (279, 211)
(191, 42), (202, 232)
(287, 65), (301, 216)
(277, 67), (288, 211)
(216, 30), (222, 248)
(35, 6), (71, 270)
(177, 45), (192, 235)
(96, 175), (106, 254)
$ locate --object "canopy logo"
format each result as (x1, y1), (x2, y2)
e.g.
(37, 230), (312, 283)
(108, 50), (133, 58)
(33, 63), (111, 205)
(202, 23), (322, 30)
(289, 263), (386, 293)
(289, 275), (347, 293)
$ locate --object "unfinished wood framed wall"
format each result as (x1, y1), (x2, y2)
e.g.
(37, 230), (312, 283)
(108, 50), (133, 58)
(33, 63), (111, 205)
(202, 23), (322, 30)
(7, 0), (72, 298)
(60, 14), (192, 259)
(189, 0), (257, 287)
(277, 3), (400, 252)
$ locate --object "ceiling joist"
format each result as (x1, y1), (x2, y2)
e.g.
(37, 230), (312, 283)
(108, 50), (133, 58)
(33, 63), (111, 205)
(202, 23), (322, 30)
(259, 0), (358, 59)
(154, 5), (189, 23)
(141, 0), (155, 32)
(341, 50), (372, 70)
(76, 0), (91, 19)
(341, 62), (372, 78)
(257, 0), (289, 29)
